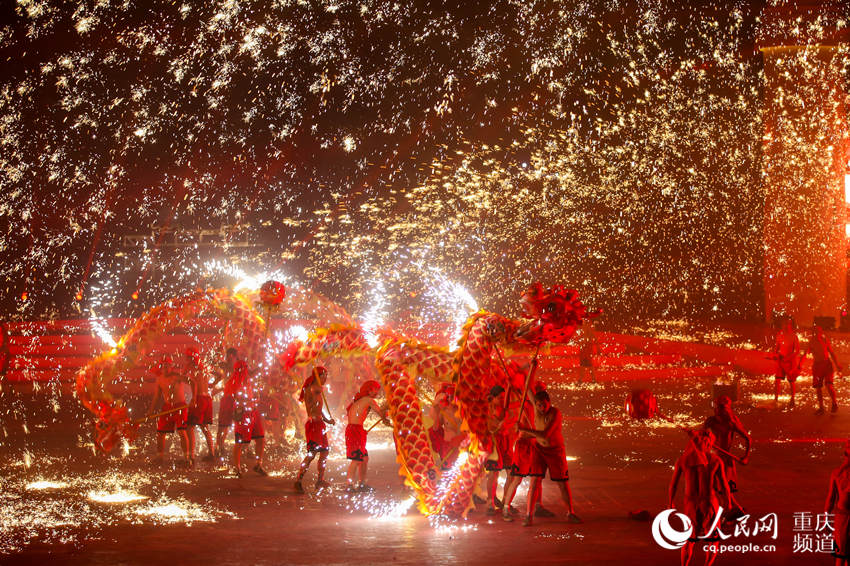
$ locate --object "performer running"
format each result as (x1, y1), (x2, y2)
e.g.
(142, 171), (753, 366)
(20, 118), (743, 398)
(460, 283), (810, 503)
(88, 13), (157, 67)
(185, 347), (216, 461)
(294, 367), (335, 492)
(212, 348), (240, 459)
(519, 389), (581, 526)
(484, 385), (513, 515)
(826, 439), (850, 566)
(345, 380), (389, 492)
(147, 355), (191, 465)
(703, 395), (750, 500)
(230, 358), (267, 477)
(803, 325), (842, 415)
(669, 430), (731, 566)
(773, 318), (801, 408)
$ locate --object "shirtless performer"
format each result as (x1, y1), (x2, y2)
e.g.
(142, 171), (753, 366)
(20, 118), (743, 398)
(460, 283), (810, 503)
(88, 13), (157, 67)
(147, 355), (191, 465)
(804, 325), (842, 415)
(519, 389), (581, 526)
(826, 439), (850, 566)
(231, 359), (267, 477)
(703, 395), (750, 509)
(773, 318), (801, 408)
(294, 367), (336, 492)
(345, 380), (389, 491)
(428, 383), (465, 469)
(669, 430), (732, 566)
(185, 347), (216, 461)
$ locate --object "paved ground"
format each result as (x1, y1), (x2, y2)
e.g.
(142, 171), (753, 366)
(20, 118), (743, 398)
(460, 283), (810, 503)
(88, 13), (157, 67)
(1, 368), (846, 565)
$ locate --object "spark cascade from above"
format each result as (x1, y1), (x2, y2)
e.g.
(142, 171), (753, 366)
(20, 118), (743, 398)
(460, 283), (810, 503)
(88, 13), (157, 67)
(0, 1), (848, 323)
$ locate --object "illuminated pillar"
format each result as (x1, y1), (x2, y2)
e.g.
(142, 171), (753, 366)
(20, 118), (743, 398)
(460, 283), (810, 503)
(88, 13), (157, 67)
(759, 1), (848, 327)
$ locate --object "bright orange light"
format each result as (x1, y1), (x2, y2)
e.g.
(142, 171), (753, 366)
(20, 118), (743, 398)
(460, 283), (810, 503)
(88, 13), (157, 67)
(20, 292), (28, 301)
(131, 292), (139, 300)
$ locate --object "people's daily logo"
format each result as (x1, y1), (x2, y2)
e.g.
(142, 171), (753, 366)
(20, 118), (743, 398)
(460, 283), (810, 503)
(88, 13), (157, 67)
(651, 509), (694, 550)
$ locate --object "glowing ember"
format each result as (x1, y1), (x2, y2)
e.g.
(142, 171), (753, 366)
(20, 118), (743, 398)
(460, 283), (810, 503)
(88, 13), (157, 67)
(25, 480), (68, 491)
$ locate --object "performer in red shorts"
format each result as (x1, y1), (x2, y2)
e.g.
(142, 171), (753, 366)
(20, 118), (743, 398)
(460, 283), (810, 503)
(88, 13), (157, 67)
(294, 367), (336, 492)
(147, 355), (191, 466)
(184, 347), (216, 462)
(484, 385), (514, 515)
(230, 359), (267, 477)
(803, 325), (842, 415)
(501, 396), (542, 523)
(345, 380), (389, 492)
(519, 389), (581, 526)
(427, 383), (465, 469)
(826, 439), (850, 566)
(213, 348), (240, 459)
(773, 317), (801, 409)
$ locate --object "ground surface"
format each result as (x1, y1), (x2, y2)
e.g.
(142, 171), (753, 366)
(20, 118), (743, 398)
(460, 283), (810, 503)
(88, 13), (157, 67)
(0, 367), (846, 566)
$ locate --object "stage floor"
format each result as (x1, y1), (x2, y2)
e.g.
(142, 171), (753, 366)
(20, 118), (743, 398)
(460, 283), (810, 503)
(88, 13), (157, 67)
(1, 368), (845, 565)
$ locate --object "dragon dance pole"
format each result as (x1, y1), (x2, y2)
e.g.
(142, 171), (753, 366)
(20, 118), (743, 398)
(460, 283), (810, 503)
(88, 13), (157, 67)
(515, 341), (542, 431)
(313, 368), (334, 422)
(489, 341), (514, 412)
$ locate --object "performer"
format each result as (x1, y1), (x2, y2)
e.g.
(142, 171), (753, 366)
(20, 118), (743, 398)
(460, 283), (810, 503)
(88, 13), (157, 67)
(230, 358), (267, 477)
(501, 395), (540, 523)
(427, 383), (465, 468)
(212, 348), (240, 459)
(484, 385), (513, 515)
(294, 367), (335, 492)
(345, 380), (389, 492)
(185, 347), (216, 462)
(825, 439), (850, 566)
(773, 318), (801, 408)
(669, 430), (731, 566)
(147, 355), (191, 466)
(280, 367), (305, 441)
(519, 389), (581, 526)
(703, 395), (750, 498)
(803, 325), (842, 415)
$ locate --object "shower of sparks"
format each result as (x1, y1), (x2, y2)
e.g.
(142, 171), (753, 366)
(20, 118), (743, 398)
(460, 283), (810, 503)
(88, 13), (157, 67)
(131, 498), (237, 525)
(361, 278), (388, 348)
(342, 492), (416, 521)
(0, 0), (845, 328)
(1, 465), (238, 553)
(90, 317), (117, 348)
